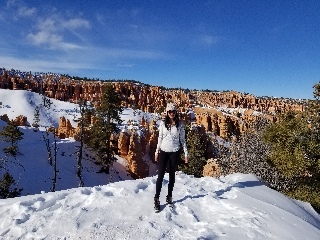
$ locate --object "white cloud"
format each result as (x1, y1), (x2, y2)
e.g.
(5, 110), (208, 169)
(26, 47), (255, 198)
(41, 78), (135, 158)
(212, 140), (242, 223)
(38, 18), (57, 31)
(0, 44), (168, 75)
(116, 63), (135, 68)
(6, 0), (18, 8)
(27, 30), (61, 45)
(6, 0), (37, 18)
(27, 16), (90, 50)
(61, 18), (91, 30)
(0, 56), (92, 73)
(27, 30), (83, 51)
(18, 5), (36, 17)
(3, 1), (91, 51)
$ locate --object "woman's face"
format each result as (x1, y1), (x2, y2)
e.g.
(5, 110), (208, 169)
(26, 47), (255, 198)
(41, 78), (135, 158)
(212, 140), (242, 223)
(167, 110), (176, 119)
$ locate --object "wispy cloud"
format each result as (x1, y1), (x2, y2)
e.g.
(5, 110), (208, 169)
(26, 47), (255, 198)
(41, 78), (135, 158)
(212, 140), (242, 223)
(6, 0), (18, 8)
(0, 44), (168, 74)
(91, 47), (169, 60)
(2, 0), (172, 75)
(27, 16), (90, 50)
(27, 31), (83, 51)
(61, 18), (91, 30)
(6, 0), (36, 18)
(116, 63), (135, 68)
(17, 6), (36, 17)
(0, 56), (92, 73)
(3, 0), (90, 51)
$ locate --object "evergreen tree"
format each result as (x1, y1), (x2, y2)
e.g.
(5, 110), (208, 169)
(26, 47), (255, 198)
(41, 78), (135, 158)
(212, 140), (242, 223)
(74, 99), (92, 187)
(51, 130), (58, 192)
(32, 106), (40, 130)
(210, 134), (231, 176)
(306, 82), (320, 176)
(226, 118), (293, 191)
(131, 102), (139, 117)
(178, 125), (207, 177)
(41, 94), (52, 110)
(43, 130), (53, 165)
(263, 111), (317, 178)
(87, 84), (123, 174)
(0, 172), (22, 198)
(0, 120), (24, 156)
(262, 83), (320, 212)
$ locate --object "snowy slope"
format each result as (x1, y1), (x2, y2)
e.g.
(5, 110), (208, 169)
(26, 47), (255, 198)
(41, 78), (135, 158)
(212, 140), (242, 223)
(0, 173), (319, 239)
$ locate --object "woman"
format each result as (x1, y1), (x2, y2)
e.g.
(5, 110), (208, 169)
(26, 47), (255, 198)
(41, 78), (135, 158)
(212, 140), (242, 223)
(154, 102), (188, 212)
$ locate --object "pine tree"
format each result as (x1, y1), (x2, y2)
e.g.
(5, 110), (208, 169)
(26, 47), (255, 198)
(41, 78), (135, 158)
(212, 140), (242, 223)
(0, 120), (24, 156)
(43, 130), (53, 165)
(41, 94), (52, 110)
(178, 125), (207, 178)
(227, 118), (293, 191)
(32, 106), (40, 130)
(87, 84), (123, 174)
(263, 111), (316, 178)
(0, 172), (22, 198)
(74, 99), (92, 187)
(51, 130), (58, 192)
(262, 82), (320, 212)
(306, 82), (320, 177)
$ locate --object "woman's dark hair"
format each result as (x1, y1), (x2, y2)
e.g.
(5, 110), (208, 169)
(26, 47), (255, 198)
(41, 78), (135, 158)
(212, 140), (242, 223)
(165, 111), (180, 130)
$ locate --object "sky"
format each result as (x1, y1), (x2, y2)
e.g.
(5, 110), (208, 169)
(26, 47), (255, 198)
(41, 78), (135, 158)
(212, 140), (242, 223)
(0, 89), (320, 239)
(1, 1), (320, 99)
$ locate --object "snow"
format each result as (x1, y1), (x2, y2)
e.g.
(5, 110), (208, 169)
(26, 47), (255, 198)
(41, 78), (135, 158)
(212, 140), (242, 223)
(0, 173), (319, 239)
(0, 89), (320, 239)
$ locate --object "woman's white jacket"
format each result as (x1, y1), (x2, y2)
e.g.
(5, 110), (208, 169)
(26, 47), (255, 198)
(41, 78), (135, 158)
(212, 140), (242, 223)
(155, 121), (188, 158)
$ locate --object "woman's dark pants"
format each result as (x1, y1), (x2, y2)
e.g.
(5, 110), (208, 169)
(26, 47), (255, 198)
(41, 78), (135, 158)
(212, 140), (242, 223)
(155, 150), (179, 199)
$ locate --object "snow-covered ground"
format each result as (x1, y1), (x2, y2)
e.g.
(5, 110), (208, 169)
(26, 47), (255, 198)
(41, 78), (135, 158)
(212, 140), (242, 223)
(0, 173), (319, 239)
(0, 89), (319, 239)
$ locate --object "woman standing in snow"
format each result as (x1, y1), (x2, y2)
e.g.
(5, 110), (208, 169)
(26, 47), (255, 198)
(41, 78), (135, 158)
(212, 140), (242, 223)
(154, 102), (188, 212)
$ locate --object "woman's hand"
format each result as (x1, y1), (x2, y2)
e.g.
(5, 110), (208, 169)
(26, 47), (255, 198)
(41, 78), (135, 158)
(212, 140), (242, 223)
(155, 152), (159, 162)
(184, 157), (189, 165)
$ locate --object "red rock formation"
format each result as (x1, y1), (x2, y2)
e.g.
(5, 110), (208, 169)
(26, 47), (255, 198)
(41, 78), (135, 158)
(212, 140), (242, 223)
(118, 130), (130, 157)
(14, 115), (28, 126)
(148, 120), (159, 161)
(56, 116), (74, 139)
(126, 131), (149, 178)
(203, 159), (221, 177)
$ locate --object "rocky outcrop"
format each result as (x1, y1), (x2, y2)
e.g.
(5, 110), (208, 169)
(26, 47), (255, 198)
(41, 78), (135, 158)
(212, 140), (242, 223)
(148, 120), (159, 161)
(194, 106), (276, 139)
(118, 130), (130, 157)
(56, 116), (75, 139)
(126, 130), (149, 178)
(203, 159), (221, 177)
(0, 114), (28, 126)
(14, 115), (28, 126)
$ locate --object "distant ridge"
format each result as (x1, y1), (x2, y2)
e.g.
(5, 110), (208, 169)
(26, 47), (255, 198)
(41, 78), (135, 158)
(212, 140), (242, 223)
(0, 67), (308, 101)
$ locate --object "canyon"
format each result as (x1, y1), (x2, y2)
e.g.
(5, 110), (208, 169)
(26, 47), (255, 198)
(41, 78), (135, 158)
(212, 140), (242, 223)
(0, 68), (307, 178)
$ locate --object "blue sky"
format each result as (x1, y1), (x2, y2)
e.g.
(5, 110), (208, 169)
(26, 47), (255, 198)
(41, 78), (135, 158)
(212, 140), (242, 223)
(0, 0), (319, 99)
